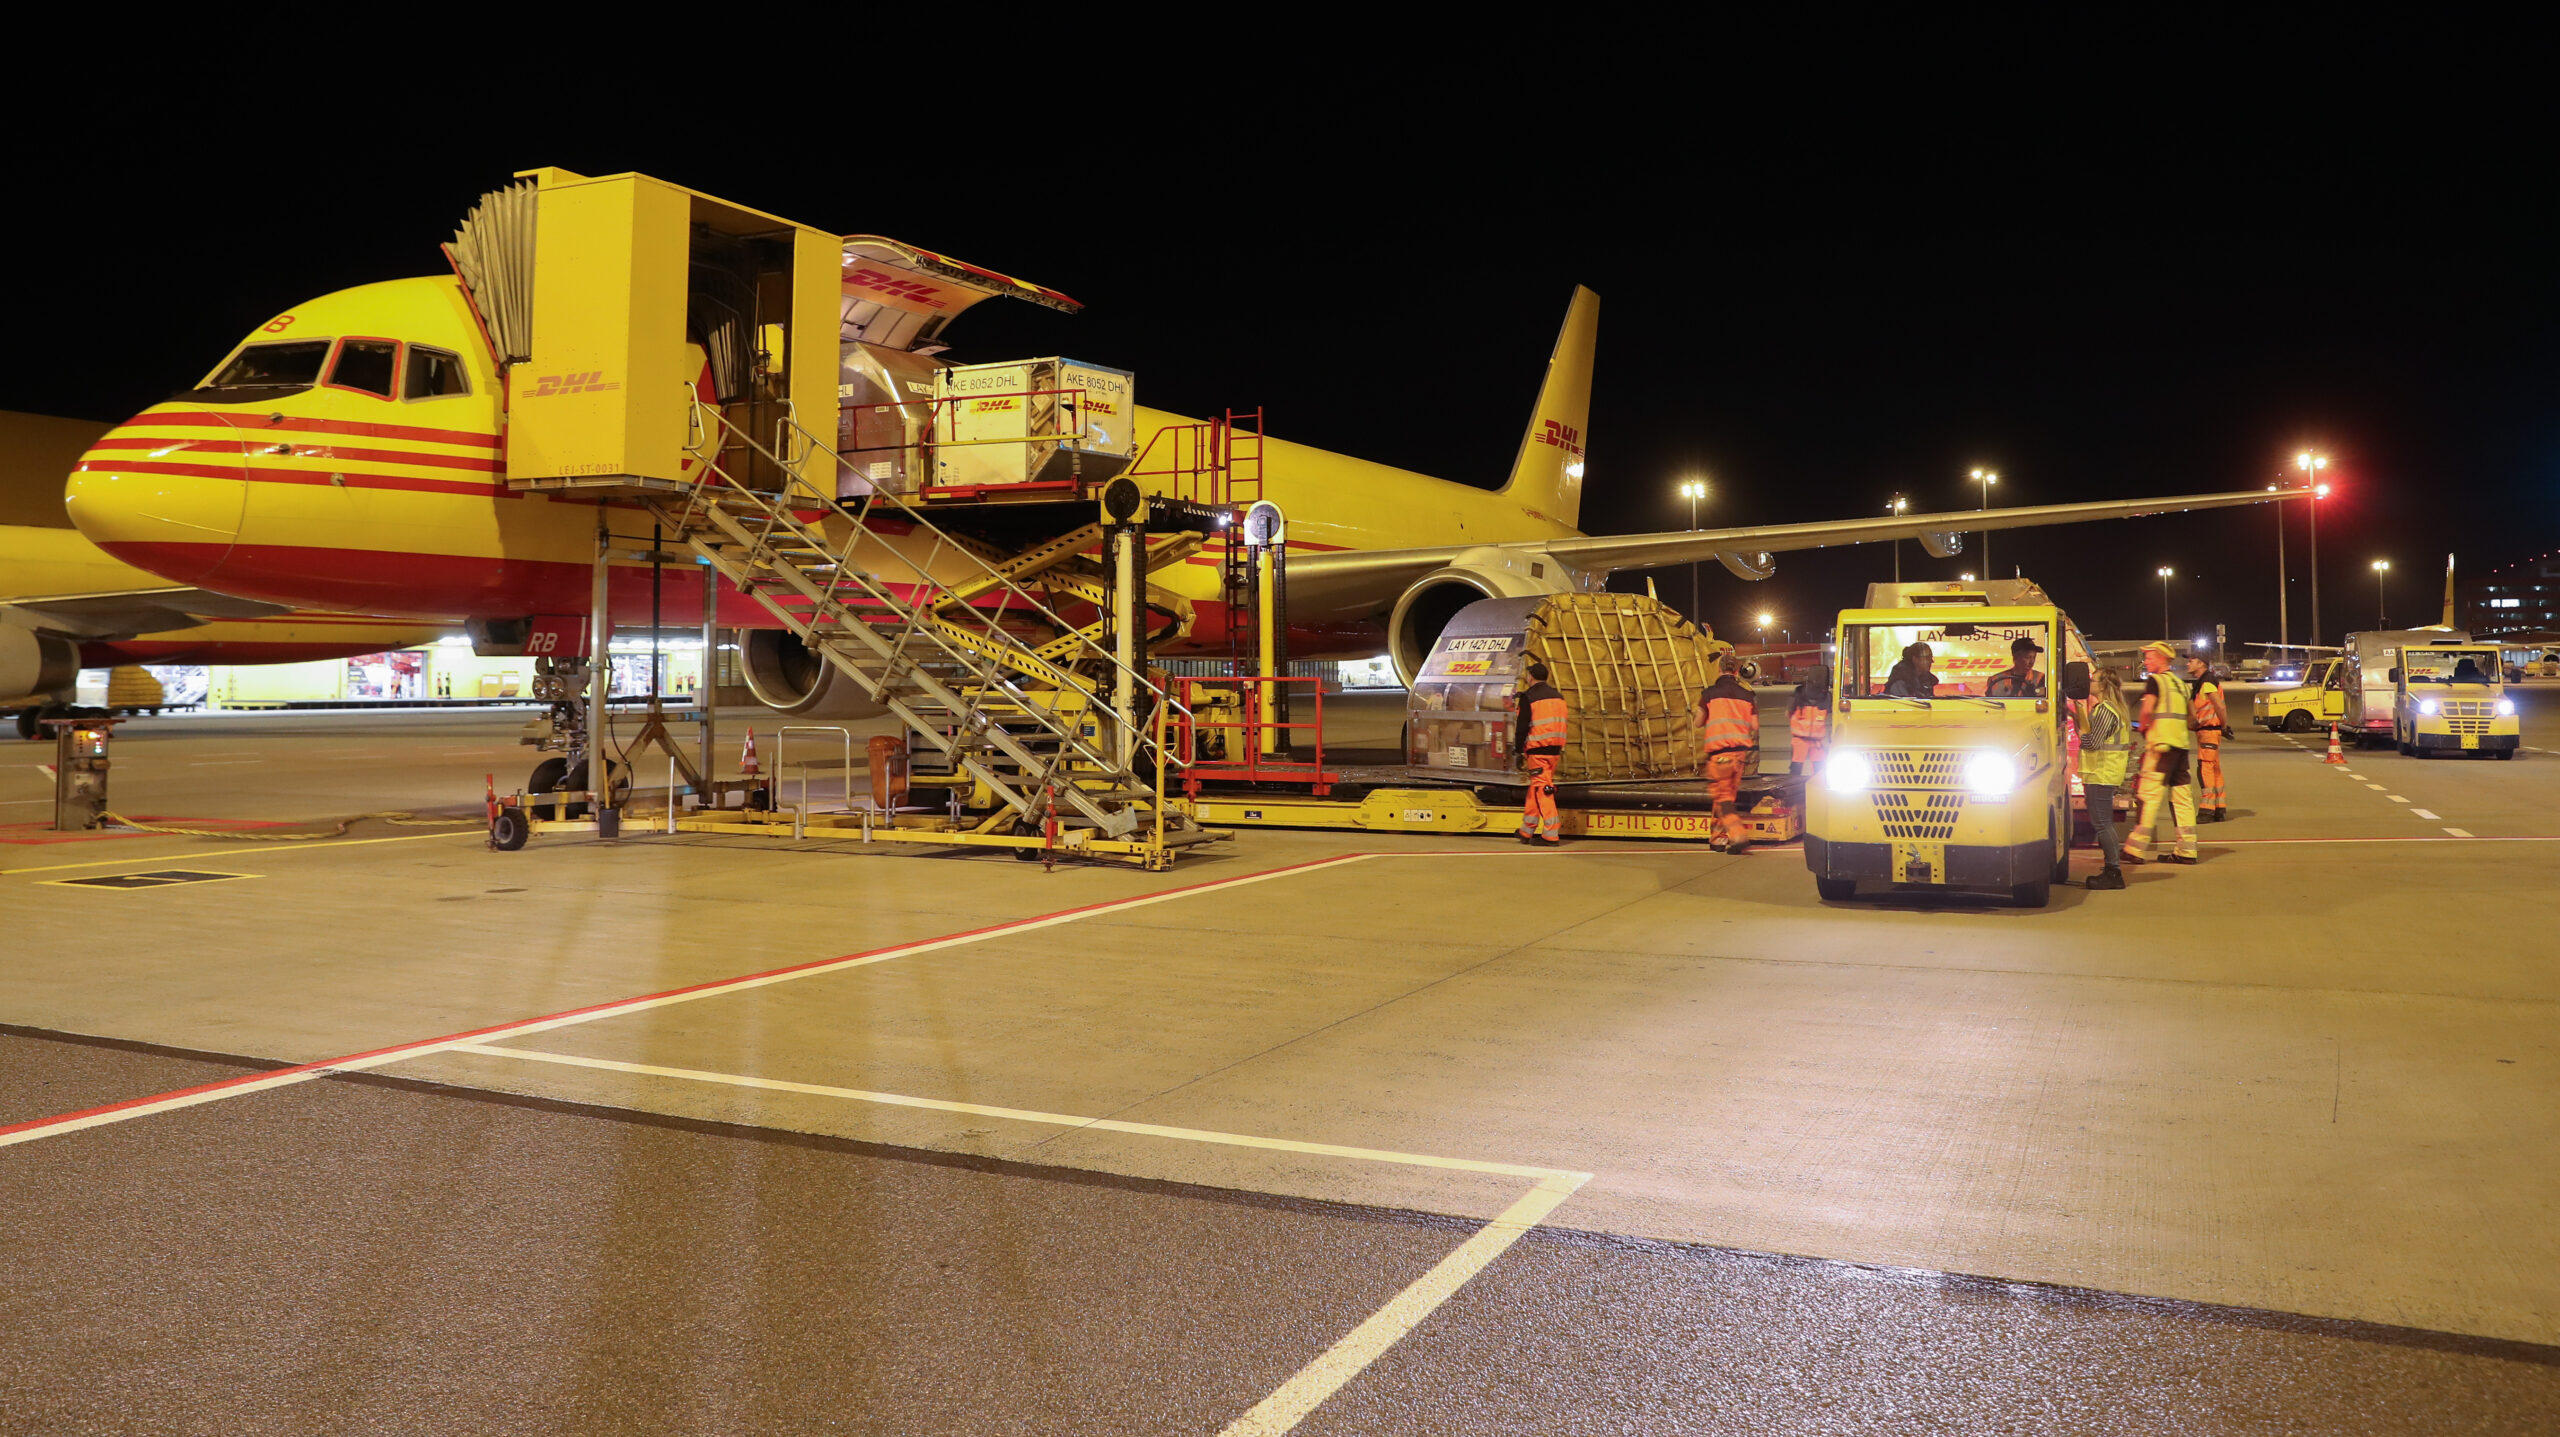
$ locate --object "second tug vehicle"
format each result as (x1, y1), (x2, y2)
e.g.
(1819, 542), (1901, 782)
(2372, 642), (2519, 757)
(1805, 582), (2091, 908)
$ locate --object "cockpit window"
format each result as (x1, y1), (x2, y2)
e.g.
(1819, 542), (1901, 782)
(403, 345), (471, 399)
(204, 341), (332, 391)
(329, 339), (399, 399)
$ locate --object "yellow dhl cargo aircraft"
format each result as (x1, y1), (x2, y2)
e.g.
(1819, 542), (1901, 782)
(3, 410), (447, 733)
(60, 171), (2301, 725)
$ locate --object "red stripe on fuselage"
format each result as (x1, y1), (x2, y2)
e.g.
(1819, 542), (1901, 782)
(93, 538), (1388, 656)
(133, 410), (501, 449)
(89, 435), (500, 472)
(77, 457), (508, 500)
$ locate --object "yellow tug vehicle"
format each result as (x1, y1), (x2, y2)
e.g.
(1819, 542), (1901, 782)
(2388, 643), (2519, 757)
(1804, 582), (2088, 908)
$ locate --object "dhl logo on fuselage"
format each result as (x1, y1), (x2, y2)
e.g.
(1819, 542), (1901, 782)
(1535, 420), (1584, 457)
(524, 371), (621, 398)
(844, 267), (949, 309)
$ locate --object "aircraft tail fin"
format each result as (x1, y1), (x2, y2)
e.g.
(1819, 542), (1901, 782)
(1500, 286), (1600, 530)
(2443, 553), (2457, 628)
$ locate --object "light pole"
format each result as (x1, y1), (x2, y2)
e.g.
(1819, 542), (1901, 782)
(2269, 480), (2289, 653)
(1886, 493), (1909, 582)
(1677, 478), (1707, 621)
(1970, 467), (1999, 576)
(2372, 559), (2390, 626)
(2296, 453), (2329, 646)
(2157, 566), (2174, 638)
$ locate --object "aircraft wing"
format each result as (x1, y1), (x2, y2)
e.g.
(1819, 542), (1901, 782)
(1287, 487), (2309, 608)
(0, 587), (294, 640)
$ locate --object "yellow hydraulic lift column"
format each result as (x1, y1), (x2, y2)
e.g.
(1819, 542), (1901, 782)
(1247, 502), (1285, 755)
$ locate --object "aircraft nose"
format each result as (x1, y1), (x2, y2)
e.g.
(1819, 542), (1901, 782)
(64, 409), (249, 584)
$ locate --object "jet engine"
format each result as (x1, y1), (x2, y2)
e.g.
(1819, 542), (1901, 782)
(738, 629), (888, 720)
(2, 626), (80, 706)
(1385, 548), (1582, 685)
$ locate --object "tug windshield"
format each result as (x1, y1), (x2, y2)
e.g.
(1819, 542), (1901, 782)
(1841, 620), (2051, 699)
(2402, 647), (2498, 684)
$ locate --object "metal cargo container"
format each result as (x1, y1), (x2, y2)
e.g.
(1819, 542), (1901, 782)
(1407, 593), (1731, 784)
(931, 357), (1136, 490)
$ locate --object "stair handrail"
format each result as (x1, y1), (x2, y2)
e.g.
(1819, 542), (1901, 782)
(684, 395), (1195, 742)
(674, 397), (1191, 789)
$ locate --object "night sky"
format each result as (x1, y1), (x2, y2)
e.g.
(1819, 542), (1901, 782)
(11, 71), (2550, 649)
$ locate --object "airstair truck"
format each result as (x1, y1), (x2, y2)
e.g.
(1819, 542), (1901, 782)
(2380, 642), (2519, 757)
(1804, 583), (2085, 907)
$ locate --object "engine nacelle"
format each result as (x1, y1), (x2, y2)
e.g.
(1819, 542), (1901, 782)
(1386, 548), (1581, 685)
(1715, 550), (1776, 581)
(1920, 530), (1966, 559)
(1, 626), (80, 706)
(738, 629), (888, 720)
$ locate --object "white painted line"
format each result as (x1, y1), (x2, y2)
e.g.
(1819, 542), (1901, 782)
(2363, 782), (2386, 789)
(1218, 1172), (1587, 1437)
(0, 798), (53, 807)
(457, 1044), (1579, 1181)
(0, 828), (479, 877)
(187, 760), (263, 767)
(2410, 809), (2439, 820)
(0, 853), (1378, 1144)
(2443, 827), (2474, 838)
(2388, 795), (2409, 804)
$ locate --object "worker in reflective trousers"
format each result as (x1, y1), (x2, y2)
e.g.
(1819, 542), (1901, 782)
(1514, 660), (1568, 846)
(2124, 642), (2199, 865)
(1700, 653), (1761, 852)
(1787, 665), (1831, 775)
(2188, 654), (2229, 821)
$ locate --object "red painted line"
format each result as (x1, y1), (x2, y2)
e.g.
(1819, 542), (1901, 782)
(76, 457), (506, 499)
(0, 852), (1369, 1144)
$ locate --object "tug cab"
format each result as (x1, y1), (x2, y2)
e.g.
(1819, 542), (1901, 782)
(1805, 595), (2081, 907)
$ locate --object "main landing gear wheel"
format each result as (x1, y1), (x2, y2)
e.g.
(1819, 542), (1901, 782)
(1814, 876), (1856, 902)
(489, 807), (530, 851)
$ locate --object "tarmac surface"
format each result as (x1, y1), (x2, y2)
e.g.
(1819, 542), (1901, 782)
(6, 687), (2559, 1433)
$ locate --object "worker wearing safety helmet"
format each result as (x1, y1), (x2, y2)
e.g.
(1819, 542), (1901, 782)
(1699, 653), (1761, 851)
(2124, 642), (2199, 864)
(1514, 660), (1568, 846)
(2187, 654), (2229, 821)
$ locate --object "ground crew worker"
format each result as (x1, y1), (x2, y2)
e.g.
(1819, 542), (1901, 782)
(2188, 654), (2229, 822)
(2079, 667), (2134, 888)
(1699, 654), (1761, 851)
(2124, 642), (2199, 865)
(1787, 665), (1831, 775)
(1984, 635), (2048, 697)
(1514, 660), (1568, 846)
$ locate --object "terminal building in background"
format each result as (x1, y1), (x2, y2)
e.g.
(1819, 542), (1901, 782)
(2462, 550), (2560, 650)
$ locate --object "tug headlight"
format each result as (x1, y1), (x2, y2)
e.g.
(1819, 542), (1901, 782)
(1826, 751), (1873, 793)
(2418, 698), (2440, 716)
(2497, 697), (2517, 716)
(1965, 752), (2017, 796)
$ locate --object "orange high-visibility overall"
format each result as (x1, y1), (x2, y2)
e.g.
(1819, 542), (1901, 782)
(1519, 694), (1568, 841)
(2192, 680), (2228, 814)
(1701, 681), (1760, 848)
(1788, 704), (1828, 771)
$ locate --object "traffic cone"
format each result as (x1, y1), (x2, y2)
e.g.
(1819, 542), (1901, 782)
(2322, 724), (2346, 765)
(740, 727), (761, 776)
